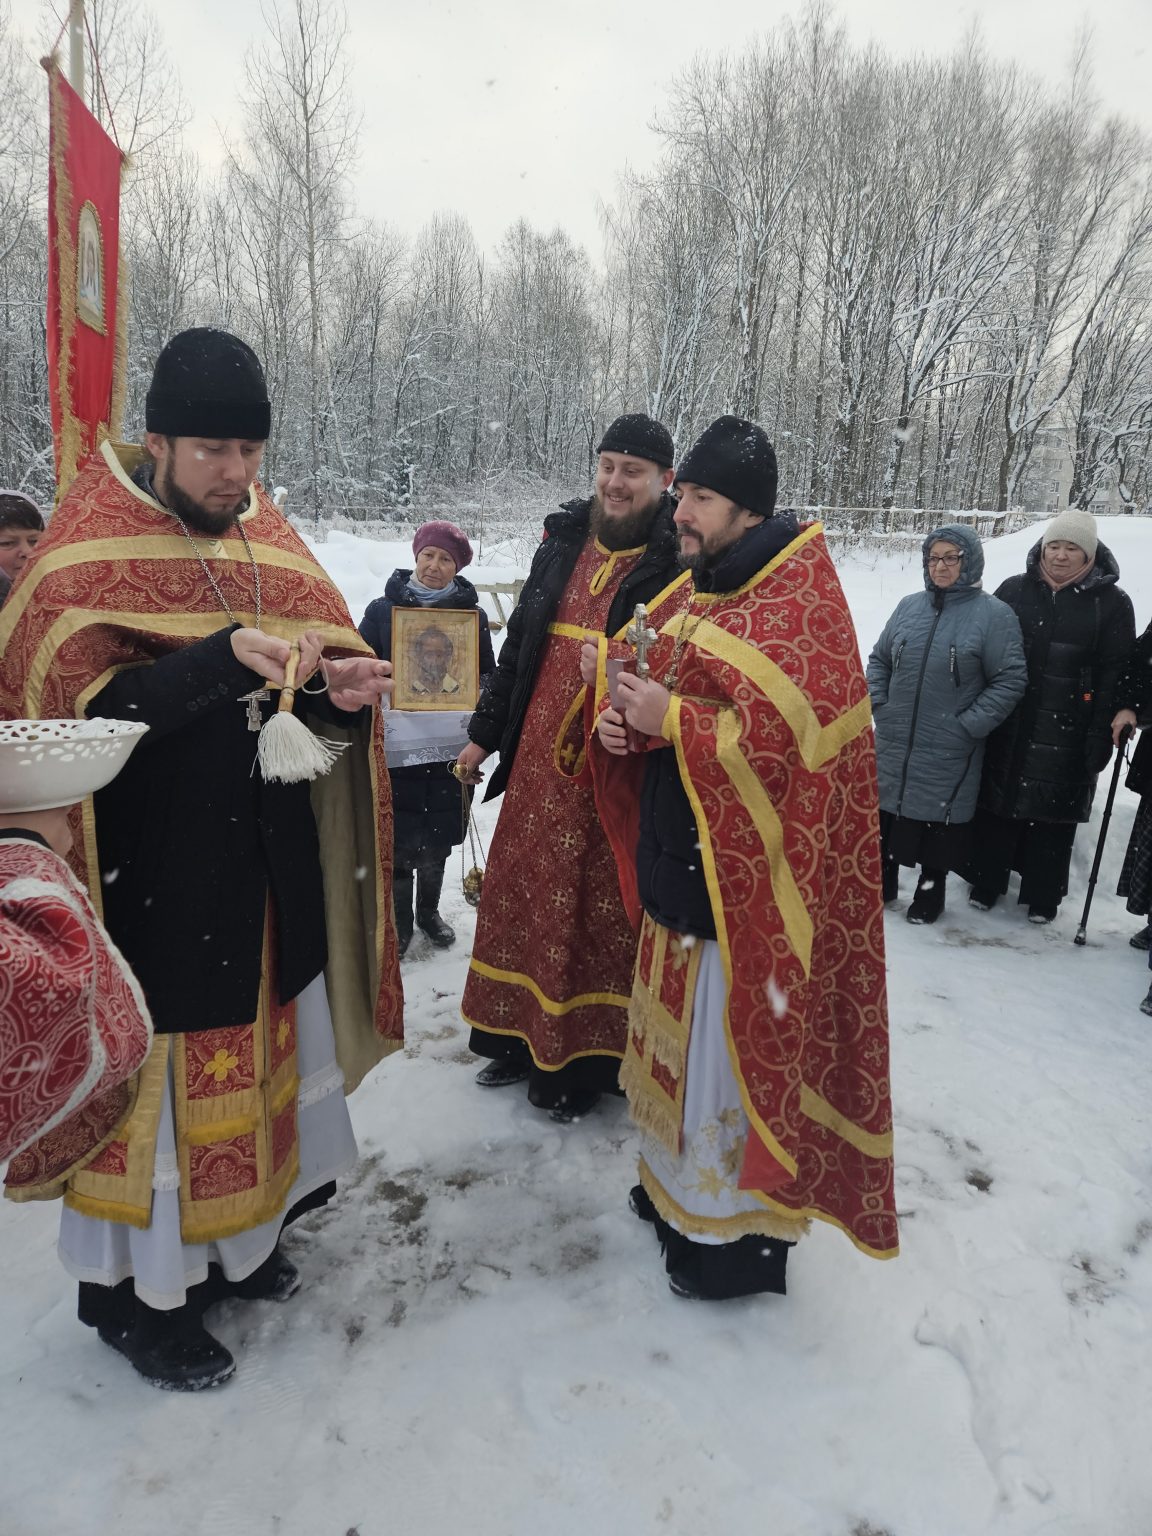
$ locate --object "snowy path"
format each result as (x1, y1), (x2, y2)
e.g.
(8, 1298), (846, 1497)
(1, 518), (1150, 1536)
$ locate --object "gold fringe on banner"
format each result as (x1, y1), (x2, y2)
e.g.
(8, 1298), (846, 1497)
(48, 62), (83, 500)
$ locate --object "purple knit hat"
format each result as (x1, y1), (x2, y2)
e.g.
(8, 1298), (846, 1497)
(412, 520), (473, 572)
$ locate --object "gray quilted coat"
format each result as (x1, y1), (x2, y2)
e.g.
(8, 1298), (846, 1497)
(867, 525), (1027, 824)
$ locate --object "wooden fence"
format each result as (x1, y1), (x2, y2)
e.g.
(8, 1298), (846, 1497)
(473, 579), (525, 632)
(812, 506), (1032, 538)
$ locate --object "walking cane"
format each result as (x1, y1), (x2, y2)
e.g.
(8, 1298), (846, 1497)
(1073, 725), (1133, 946)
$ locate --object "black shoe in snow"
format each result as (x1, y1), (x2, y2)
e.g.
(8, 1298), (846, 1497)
(668, 1234), (791, 1301)
(1027, 905), (1057, 925)
(907, 872), (945, 925)
(906, 895), (944, 925)
(416, 910), (455, 948)
(475, 1059), (529, 1088)
(1140, 985), (1152, 1018)
(395, 907), (413, 959)
(100, 1315), (236, 1392)
(968, 887), (998, 912)
(231, 1246), (301, 1303)
(1130, 925), (1151, 952)
(629, 1184), (657, 1223)
(550, 1090), (602, 1124)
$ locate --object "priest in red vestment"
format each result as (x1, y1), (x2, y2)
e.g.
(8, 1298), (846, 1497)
(594, 417), (898, 1299)
(0, 329), (399, 1389)
(0, 804), (152, 1164)
(456, 415), (689, 1121)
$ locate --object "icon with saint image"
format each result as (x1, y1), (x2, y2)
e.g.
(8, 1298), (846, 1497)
(391, 607), (480, 711)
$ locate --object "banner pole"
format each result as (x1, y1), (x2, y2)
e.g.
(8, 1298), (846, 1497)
(68, 0), (85, 99)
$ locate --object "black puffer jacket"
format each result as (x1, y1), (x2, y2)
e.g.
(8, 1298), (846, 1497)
(1115, 619), (1152, 798)
(360, 569), (495, 862)
(468, 493), (681, 799)
(977, 540), (1135, 823)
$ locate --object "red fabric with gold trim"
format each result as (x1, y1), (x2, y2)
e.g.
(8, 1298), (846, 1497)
(0, 444), (396, 1019)
(0, 445), (367, 734)
(594, 525), (898, 1259)
(0, 444), (400, 1114)
(463, 540), (650, 1066)
(0, 839), (151, 1172)
(46, 64), (124, 494)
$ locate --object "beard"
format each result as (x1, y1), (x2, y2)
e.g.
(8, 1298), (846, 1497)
(675, 528), (726, 570)
(156, 463), (247, 536)
(675, 513), (750, 571)
(589, 493), (660, 551)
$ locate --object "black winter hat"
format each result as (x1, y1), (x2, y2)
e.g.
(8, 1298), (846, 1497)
(674, 415), (778, 519)
(596, 413), (674, 469)
(146, 328), (271, 441)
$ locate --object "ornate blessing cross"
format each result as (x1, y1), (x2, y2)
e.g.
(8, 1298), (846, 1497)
(626, 602), (658, 678)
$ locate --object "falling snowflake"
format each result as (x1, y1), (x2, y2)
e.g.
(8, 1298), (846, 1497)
(765, 978), (789, 1019)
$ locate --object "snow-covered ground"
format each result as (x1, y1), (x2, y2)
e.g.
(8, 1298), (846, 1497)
(2, 517), (1151, 1536)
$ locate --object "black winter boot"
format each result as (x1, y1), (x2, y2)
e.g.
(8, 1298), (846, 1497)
(416, 860), (455, 948)
(84, 1285), (235, 1391)
(667, 1233), (793, 1300)
(907, 867), (946, 925)
(230, 1243), (301, 1302)
(393, 868), (414, 958)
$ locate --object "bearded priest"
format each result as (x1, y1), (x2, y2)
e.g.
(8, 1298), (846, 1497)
(0, 329), (401, 1390)
(593, 417), (898, 1300)
(455, 415), (690, 1122)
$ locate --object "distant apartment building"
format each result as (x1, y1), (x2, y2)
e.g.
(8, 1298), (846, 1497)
(1022, 421), (1124, 518)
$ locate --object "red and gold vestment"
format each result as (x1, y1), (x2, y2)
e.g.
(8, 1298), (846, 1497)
(0, 441), (401, 1225)
(599, 523), (898, 1259)
(463, 536), (688, 1069)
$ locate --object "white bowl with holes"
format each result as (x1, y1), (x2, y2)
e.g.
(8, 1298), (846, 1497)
(0, 719), (150, 811)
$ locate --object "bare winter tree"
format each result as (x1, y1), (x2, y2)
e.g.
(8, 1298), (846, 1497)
(237, 0), (360, 516)
(83, 0), (190, 169)
(0, 1), (49, 492)
(989, 53), (1152, 510)
(6, 1), (1152, 525)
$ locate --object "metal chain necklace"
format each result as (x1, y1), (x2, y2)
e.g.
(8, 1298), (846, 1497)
(663, 606), (706, 693)
(172, 513), (262, 630)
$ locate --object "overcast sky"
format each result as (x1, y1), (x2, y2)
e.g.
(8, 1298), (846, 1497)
(15, 0), (1152, 255)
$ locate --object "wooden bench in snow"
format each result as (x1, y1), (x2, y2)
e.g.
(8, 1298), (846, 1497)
(474, 579), (525, 633)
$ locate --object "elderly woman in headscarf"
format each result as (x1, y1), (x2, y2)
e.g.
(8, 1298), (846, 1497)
(360, 520), (495, 957)
(965, 510), (1136, 925)
(867, 524), (1026, 924)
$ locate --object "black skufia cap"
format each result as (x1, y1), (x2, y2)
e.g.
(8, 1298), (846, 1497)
(596, 413), (674, 469)
(674, 415), (777, 519)
(145, 328), (271, 441)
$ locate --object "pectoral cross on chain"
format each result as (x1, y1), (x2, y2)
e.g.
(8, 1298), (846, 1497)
(238, 687), (270, 731)
(626, 602), (658, 679)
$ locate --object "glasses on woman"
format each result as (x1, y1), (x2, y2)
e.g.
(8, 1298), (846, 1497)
(927, 554), (962, 568)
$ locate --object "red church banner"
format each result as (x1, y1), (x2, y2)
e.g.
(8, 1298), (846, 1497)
(46, 61), (126, 497)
